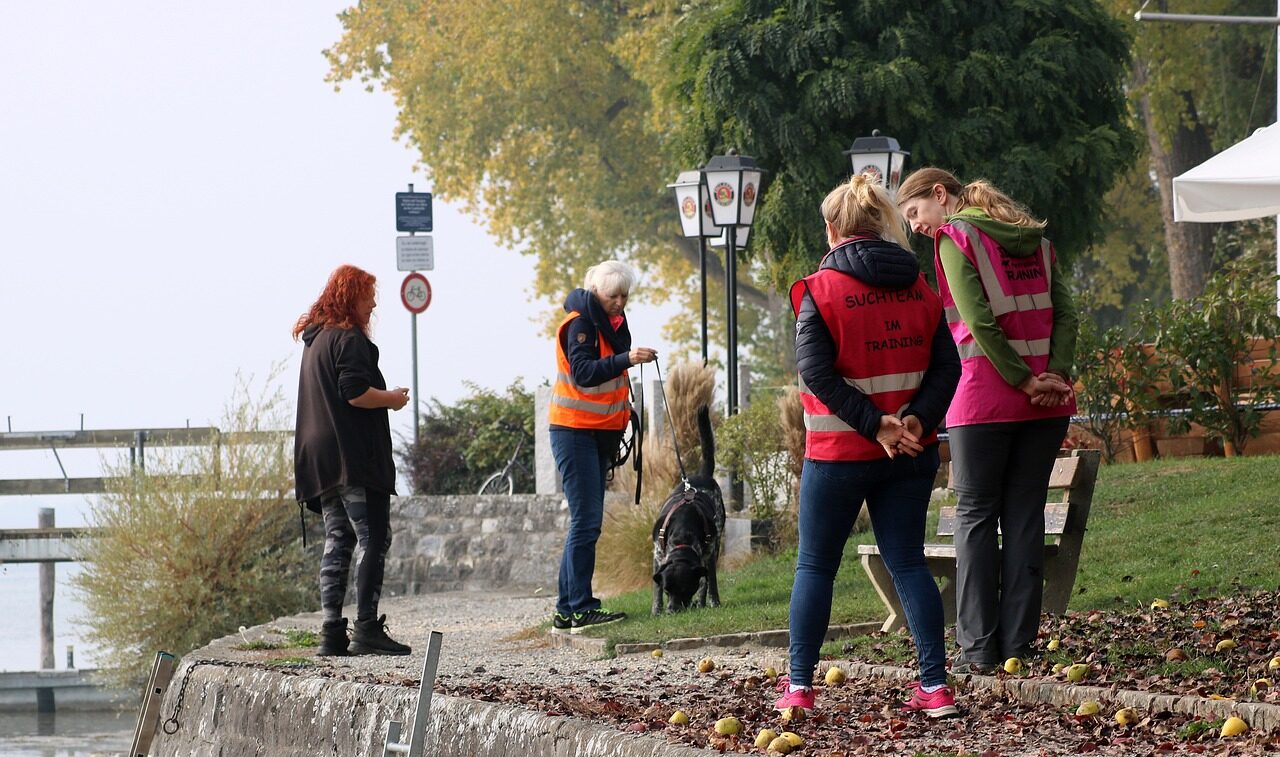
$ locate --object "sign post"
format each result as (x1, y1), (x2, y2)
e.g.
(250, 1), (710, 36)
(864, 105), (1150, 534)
(400, 272), (432, 448)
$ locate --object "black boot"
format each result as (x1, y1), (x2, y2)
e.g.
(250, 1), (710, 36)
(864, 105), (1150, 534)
(350, 614), (412, 656)
(316, 618), (350, 657)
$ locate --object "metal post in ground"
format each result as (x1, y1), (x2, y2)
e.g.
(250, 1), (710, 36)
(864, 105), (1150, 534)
(37, 507), (54, 713)
(129, 652), (176, 757)
(383, 630), (444, 757)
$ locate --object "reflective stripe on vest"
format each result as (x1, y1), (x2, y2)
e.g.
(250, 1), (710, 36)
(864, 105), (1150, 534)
(554, 371), (626, 396)
(947, 220), (1054, 318)
(955, 338), (1051, 361)
(548, 311), (631, 430)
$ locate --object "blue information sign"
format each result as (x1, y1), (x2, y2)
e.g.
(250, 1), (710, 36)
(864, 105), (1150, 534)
(396, 192), (433, 232)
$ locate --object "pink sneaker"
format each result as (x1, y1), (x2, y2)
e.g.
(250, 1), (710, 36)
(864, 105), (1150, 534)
(901, 682), (958, 718)
(774, 686), (815, 713)
(774, 674), (790, 692)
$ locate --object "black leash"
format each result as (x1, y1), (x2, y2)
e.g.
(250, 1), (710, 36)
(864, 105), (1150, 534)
(653, 359), (690, 490)
(631, 364), (644, 505)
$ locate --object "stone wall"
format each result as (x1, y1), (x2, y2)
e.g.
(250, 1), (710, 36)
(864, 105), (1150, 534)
(152, 659), (714, 757)
(381, 494), (567, 596)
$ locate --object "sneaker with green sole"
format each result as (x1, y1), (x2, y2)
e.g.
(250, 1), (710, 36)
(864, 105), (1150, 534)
(551, 612), (573, 634)
(569, 608), (626, 634)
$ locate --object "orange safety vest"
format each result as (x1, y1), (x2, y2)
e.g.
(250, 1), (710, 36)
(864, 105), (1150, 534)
(548, 311), (631, 431)
(789, 263), (942, 461)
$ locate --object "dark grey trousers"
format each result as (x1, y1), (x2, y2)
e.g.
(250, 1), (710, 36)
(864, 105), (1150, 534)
(948, 417), (1069, 663)
(319, 485), (392, 623)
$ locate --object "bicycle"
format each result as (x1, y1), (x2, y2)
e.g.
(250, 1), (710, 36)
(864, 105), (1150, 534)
(477, 432), (531, 496)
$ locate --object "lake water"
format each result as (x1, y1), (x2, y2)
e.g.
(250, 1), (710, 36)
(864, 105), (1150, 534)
(0, 497), (131, 755)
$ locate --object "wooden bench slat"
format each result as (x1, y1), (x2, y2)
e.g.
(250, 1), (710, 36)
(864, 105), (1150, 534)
(936, 503), (1070, 537)
(945, 455), (1080, 491)
(858, 542), (1060, 559)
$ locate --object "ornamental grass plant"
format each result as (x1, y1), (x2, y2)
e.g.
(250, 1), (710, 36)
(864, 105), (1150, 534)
(73, 370), (311, 690)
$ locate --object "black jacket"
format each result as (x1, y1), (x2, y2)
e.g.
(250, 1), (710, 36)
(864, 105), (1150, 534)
(559, 288), (633, 388)
(794, 238), (960, 441)
(294, 325), (396, 510)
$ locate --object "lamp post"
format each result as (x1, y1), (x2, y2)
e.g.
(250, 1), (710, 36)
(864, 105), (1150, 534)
(844, 129), (910, 196)
(702, 150), (766, 415)
(667, 170), (720, 363)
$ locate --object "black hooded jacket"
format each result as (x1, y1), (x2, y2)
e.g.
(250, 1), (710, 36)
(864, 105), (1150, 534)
(294, 324), (396, 510)
(559, 288), (634, 388)
(794, 238), (960, 443)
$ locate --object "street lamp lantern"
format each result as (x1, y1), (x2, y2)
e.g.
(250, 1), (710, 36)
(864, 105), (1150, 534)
(667, 170), (717, 238)
(702, 151), (765, 228)
(707, 224), (751, 250)
(668, 168), (721, 364)
(700, 149), (766, 416)
(844, 129), (910, 195)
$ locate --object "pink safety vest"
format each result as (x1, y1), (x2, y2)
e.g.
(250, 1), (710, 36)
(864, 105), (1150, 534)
(934, 219), (1076, 427)
(789, 259), (942, 461)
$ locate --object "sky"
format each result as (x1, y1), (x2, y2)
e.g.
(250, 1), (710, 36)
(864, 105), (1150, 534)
(0, 1), (679, 461)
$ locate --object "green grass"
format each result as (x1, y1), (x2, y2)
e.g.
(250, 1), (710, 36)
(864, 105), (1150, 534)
(232, 628), (317, 651)
(585, 456), (1280, 650)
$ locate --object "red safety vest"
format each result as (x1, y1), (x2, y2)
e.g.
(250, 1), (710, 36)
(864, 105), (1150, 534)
(934, 219), (1076, 427)
(548, 311), (631, 431)
(789, 256), (942, 461)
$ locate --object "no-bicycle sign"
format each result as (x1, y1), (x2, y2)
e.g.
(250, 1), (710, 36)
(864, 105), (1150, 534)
(400, 273), (432, 314)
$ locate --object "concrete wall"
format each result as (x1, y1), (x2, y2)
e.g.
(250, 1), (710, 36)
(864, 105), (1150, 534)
(382, 494), (567, 595)
(153, 662), (711, 757)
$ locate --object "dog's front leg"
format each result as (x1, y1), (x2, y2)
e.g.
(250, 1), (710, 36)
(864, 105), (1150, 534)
(651, 552), (663, 616)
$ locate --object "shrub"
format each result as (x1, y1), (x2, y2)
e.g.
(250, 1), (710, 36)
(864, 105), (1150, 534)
(73, 371), (311, 690)
(1074, 301), (1162, 463)
(1149, 259), (1280, 456)
(398, 381), (534, 494)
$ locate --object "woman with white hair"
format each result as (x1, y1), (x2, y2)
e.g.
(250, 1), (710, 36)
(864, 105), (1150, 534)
(548, 260), (657, 633)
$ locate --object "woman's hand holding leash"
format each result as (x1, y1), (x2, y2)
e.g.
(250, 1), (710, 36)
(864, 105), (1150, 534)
(629, 347), (658, 365)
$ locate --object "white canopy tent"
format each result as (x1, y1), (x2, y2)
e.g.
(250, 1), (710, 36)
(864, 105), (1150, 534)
(1172, 121), (1280, 310)
(1173, 123), (1280, 223)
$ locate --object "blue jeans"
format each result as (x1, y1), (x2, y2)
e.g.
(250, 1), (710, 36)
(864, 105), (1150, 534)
(789, 447), (946, 687)
(551, 428), (613, 616)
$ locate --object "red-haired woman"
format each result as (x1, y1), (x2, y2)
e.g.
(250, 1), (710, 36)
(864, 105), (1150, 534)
(294, 264), (411, 657)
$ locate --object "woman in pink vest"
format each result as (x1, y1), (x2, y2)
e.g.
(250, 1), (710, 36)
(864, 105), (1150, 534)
(897, 168), (1076, 674)
(775, 176), (960, 718)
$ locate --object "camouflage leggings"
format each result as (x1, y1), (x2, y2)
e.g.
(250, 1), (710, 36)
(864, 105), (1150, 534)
(319, 486), (392, 623)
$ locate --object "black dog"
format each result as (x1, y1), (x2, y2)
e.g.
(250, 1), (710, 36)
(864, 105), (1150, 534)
(651, 405), (725, 614)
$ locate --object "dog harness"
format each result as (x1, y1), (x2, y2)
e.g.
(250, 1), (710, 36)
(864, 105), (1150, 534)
(656, 489), (712, 557)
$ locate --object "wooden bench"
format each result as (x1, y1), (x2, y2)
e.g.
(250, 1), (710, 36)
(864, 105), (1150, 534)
(856, 448), (1101, 633)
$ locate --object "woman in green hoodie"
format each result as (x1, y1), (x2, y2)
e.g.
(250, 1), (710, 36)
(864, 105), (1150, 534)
(896, 168), (1077, 674)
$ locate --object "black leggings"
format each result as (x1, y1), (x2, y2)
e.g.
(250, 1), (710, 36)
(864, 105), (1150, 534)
(319, 486), (392, 623)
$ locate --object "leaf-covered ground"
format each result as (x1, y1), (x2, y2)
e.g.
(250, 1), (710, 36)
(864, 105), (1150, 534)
(432, 592), (1280, 756)
(840, 590), (1280, 704)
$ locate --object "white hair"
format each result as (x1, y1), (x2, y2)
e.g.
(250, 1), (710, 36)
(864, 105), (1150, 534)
(583, 260), (637, 296)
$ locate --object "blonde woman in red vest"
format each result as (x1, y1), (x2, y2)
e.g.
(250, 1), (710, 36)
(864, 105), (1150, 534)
(548, 261), (657, 634)
(776, 176), (961, 717)
(897, 168), (1076, 675)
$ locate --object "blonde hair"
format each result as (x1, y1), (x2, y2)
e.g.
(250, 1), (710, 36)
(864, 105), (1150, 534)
(584, 260), (637, 295)
(820, 175), (910, 248)
(897, 167), (1046, 229)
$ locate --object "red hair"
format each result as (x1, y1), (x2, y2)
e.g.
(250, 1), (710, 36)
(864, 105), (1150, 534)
(292, 264), (377, 339)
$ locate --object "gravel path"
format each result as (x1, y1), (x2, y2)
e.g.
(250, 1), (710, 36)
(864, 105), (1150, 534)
(218, 591), (785, 692)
